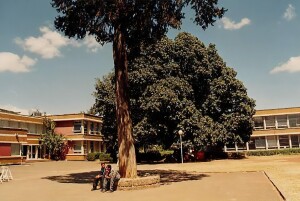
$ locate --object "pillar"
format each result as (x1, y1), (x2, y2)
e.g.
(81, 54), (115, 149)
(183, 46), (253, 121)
(81, 141), (84, 154)
(81, 120), (84, 134)
(246, 142), (249, 151)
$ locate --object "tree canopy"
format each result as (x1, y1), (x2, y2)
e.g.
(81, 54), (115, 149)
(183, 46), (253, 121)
(52, 0), (226, 178)
(92, 32), (256, 151)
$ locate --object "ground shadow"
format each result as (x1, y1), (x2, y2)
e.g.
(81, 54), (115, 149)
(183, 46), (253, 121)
(43, 170), (209, 185)
(138, 170), (209, 185)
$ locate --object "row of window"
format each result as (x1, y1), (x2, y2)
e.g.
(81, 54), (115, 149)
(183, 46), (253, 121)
(0, 120), (43, 134)
(250, 135), (300, 149)
(254, 114), (300, 129)
(73, 120), (101, 134)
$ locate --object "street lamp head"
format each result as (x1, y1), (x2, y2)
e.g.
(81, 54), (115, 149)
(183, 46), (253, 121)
(178, 129), (184, 136)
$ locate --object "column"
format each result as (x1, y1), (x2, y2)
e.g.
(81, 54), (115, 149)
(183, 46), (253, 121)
(265, 137), (268, 150)
(224, 145), (227, 152)
(289, 135), (292, 148)
(87, 121), (91, 134)
(246, 142), (249, 151)
(103, 143), (106, 152)
(277, 136), (280, 149)
(81, 141), (84, 154)
(35, 146), (38, 159)
(81, 120), (84, 134)
(235, 142), (238, 151)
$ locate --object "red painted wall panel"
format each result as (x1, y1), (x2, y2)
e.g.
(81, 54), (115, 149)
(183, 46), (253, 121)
(0, 143), (11, 156)
(55, 121), (74, 136)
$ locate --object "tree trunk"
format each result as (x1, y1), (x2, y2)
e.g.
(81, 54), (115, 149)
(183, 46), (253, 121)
(113, 23), (137, 178)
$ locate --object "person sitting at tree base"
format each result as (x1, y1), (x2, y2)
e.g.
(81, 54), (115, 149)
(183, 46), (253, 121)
(91, 162), (106, 191)
(102, 164), (121, 193)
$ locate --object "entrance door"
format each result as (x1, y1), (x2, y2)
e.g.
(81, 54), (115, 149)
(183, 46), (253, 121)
(27, 145), (38, 159)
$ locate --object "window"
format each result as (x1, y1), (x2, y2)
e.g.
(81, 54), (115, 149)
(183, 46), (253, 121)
(254, 117), (264, 129)
(279, 135), (289, 148)
(291, 135), (299, 147)
(11, 144), (20, 155)
(73, 121), (81, 133)
(254, 137), (266, 148)
(28, 124), (36, 133)
(73, 142), (82, 154)
(266, 136), (277, 148)
(288, 114), (300, 128)
(276, 115), (287, 128)
(265, 116), (275, 129)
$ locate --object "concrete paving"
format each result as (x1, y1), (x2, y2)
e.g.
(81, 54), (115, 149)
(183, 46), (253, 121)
(0, 161), (284, 201)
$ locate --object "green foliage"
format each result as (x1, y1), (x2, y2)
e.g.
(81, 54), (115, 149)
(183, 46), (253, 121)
(245, 148), (300, 156)
(87, 152), (113, 161)
(87, 153), (96, 161)
(92, 33), (256, 150)
(139, 150), (163, 162)
(226, 152), (246, 159)
(99, 153), (113, 162)
(41, 118), (66, 160)
(51, 0), (226, 54)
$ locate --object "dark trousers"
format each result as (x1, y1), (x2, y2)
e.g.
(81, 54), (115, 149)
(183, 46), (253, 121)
(92, 175), (104, 190)
(103, 176), (120, 191)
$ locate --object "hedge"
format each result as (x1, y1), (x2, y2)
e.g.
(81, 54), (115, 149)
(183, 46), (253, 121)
(86, 152), (113, 162)
(245, 148), (300, 156)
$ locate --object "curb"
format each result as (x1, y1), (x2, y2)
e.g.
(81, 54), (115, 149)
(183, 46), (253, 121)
(263, 171), (287, 201)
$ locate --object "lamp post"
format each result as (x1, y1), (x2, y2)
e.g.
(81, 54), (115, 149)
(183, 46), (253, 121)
(178, 130), (184, 164)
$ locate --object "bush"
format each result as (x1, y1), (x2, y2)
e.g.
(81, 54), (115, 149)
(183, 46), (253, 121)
(139, 150), (162, 162)
(246, 148), (300, 156)
(226, 152), (246, 159)
(87, 153), (96, 161)
(99, 153), (113, 162)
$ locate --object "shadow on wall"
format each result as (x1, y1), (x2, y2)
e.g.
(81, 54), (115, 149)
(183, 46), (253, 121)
(42, 170), (209, 185)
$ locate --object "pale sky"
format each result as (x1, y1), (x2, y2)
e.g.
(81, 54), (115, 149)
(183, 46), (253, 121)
(1, 0), (300, 115)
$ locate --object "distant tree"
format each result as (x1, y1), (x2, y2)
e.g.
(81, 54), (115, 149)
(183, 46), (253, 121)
(52, 0), (226, 178)
(92, 32), (255, 151)
(41, 118), (66, 160)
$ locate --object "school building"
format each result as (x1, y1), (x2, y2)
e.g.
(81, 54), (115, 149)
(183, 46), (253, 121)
(226, 107), (300, 151)
(0, 109), (105, 164)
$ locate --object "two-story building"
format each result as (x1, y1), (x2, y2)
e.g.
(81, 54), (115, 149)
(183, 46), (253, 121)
(48, 113), (106, 161)
(0, 109), (105, 164)
(226, 107), (300, 151)
(250, 107), (300, 150)
(0, 109), (44, 164)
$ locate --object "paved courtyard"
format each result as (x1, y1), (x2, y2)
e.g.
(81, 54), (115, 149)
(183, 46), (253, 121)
(2, 155), (299, 201)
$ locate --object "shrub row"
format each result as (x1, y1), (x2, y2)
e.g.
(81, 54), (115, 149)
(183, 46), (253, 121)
(245, 148), (300, 156)
(86, 152), (113, 162)
(138, 150), (163, 162)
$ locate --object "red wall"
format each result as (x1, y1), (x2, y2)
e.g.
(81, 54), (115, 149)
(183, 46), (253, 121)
(0, 143), (11, 156)
(55, 121), (74, 136)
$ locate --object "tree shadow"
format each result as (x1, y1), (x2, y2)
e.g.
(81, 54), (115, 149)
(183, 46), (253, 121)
(42, 170), (209, 186)
(138, 170), (209, 185)
(42, 171), (99, 184)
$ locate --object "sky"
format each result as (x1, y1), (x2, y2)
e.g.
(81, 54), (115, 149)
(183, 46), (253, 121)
(1, 0), (300, 115)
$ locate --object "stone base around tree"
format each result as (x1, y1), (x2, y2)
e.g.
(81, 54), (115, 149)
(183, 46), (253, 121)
(117, 175), (160, 190)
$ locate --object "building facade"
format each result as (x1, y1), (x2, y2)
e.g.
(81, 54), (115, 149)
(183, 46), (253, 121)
(48, 113), (106, 161)
(0, 109), (105, 164)
(0, 109), (44, 164)
(226, 107), (300, 151)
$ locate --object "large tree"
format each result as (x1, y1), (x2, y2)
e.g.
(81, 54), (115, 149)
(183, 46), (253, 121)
(92, 32), (255, 151)
(52, 0), (225, 178)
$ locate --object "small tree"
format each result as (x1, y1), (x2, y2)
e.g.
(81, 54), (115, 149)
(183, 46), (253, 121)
(41, 118), (66, 160)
